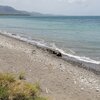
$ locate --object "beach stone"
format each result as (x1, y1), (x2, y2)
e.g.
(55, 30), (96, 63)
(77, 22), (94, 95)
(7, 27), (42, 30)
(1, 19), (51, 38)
(96, 89), (99, 92)
(46, 48), (62, 57)
(12, 33), (16, 36)
(46, 88), (49, 94)
(56, 52), (62, 57)
(53, 50), (62, 57)
(0, 45), (3, 48)
(31, 50), (36, 54)
(29, 69), (32, 72)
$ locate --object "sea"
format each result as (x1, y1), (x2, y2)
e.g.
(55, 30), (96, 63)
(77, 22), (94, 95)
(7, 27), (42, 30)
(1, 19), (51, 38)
(0, 15), (100, 72)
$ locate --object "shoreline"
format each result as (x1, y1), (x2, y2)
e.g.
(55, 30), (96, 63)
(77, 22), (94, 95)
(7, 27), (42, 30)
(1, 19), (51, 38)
(0, 32), (100, 100)
(0, 31), (100, 75)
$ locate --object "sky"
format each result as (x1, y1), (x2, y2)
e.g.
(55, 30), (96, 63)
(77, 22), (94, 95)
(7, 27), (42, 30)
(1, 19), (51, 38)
(0, 0), (100, 15)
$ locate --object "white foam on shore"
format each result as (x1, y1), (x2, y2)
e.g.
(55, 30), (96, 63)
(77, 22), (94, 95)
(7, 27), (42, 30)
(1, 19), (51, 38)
(0, 30), (100, 65)
(51, 44), (100, 64)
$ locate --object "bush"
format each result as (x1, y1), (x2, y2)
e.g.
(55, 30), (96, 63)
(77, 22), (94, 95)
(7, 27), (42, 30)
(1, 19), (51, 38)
(0, 86), (9, 100)
(0, 73), (47, 100)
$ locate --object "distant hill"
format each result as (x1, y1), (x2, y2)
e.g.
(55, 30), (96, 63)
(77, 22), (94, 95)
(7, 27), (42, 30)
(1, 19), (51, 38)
(0, 5), (46, 16)
(0, 5), (25, 15)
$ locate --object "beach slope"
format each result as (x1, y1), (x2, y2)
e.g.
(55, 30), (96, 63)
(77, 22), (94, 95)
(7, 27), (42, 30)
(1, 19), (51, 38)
(0, 33), (100, 100)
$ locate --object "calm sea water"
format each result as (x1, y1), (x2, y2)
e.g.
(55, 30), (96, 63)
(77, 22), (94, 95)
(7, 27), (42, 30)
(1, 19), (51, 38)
(0, 16), (100, 64)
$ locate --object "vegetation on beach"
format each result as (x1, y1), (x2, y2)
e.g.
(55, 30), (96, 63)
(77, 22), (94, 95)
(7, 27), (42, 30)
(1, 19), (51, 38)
(0, 73), (47, 100)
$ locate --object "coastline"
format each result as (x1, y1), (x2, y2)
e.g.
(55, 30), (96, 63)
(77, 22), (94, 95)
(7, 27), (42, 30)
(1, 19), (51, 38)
(1, 31), (100, 75)
(0, 32), (100, 100)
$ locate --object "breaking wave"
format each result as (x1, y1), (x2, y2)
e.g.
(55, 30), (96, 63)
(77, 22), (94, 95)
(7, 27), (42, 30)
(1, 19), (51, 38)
(0, 30), (100, 65)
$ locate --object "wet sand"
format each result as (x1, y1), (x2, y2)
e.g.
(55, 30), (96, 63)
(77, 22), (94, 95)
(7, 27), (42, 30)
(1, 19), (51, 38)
(0, 33), (100, 100)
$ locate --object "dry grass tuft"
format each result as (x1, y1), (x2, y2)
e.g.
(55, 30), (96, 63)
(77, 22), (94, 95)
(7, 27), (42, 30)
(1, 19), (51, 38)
(0, 73), (47, 100)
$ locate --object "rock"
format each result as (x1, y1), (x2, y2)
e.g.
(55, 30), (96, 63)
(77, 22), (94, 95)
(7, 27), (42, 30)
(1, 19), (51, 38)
(46, 88), (49, 94)
(56, 52), (62, 57)
(46, 48), (62, 57)
(52, 50), (62, 57)
(96, 89), (99, 92)
(29, 69), (32, 72)
(31, 50), (36, 54)
(12, 33), (16, 36)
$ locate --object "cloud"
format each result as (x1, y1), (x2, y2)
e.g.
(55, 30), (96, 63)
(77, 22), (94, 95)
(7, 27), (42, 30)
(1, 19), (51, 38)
(67, 0), (87, 3)
(0, 0), (99, 15)
(58, 0), (87, 3)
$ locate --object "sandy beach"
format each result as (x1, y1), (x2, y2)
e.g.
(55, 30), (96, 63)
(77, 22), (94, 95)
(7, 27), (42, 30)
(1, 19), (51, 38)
(0, 33), (100, 100)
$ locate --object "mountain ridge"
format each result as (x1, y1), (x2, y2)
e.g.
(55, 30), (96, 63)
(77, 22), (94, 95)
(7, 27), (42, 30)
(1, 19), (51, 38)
(0, 5), (46, 16)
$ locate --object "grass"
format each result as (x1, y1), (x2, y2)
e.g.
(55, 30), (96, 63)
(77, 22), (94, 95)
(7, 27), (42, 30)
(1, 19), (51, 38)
(18, 72), (26, 80)
(0, 73), (47, 100)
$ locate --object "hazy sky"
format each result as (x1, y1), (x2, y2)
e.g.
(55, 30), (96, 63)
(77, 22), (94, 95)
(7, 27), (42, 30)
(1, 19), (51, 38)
(0, 0), (100, 15)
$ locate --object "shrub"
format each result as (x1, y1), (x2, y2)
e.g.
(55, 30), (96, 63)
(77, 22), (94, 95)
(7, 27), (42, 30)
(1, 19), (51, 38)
(0, 73), (47, 100)
(0, 85), (9, 100)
